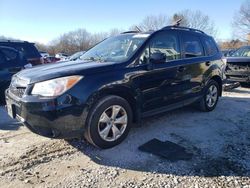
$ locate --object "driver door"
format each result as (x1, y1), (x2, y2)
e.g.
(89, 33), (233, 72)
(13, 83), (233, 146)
(136, 31), (186, 113)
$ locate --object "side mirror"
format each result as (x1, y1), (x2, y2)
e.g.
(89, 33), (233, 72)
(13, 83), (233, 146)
(150, 52), (166, 64)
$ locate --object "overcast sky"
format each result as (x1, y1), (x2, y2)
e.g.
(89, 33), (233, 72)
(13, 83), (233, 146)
(0, 0), (246, 44)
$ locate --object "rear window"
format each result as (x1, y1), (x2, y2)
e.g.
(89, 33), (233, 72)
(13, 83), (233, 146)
(182, 34), (204, 58)
(0, 42), (41, 59)
(203, 37), (218, 56)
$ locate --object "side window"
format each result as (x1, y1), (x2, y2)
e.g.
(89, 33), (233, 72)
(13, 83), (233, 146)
(138, 32), (180, 65)
(150, 32), (181, 62)
(203, 37), (218, 56)
(139, 45), (150, 65)
(182, 34), (204, 58)
(1, 49), (17, 61)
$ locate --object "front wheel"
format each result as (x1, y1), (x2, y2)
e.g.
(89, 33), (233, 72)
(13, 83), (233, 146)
(84, 95), (132, 149)
(198, 80), (220, 112)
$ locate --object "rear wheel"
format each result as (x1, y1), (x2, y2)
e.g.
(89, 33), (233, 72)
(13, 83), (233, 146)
(198, 80), (220, 112)
(84, 95), (132, 149)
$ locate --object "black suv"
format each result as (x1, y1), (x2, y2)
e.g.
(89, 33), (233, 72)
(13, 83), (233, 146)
(0, 46), (28, 103)
(0, 40), (43, 66)
(5, 26), (225, 148)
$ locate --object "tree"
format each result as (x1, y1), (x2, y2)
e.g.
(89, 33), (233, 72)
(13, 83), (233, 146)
(45, 28), (123, 55)
(172, 10), (217, 37)
(135, 15), (171, 31)
(233, 0), (250, 42)
(48, 29), (92, 54)
(134, 11), (217, 37)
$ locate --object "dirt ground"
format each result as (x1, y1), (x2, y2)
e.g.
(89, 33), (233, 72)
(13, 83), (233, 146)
(0, 87), (250, 188)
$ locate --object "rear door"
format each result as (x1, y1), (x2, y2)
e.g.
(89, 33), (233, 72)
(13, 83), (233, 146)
(177, 32), (208, 101)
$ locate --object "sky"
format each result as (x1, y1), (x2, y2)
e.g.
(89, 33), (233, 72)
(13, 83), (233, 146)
(0, 0), (246, 44)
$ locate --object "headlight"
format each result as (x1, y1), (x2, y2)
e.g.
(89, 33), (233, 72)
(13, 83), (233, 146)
(31, 76), (83, 97)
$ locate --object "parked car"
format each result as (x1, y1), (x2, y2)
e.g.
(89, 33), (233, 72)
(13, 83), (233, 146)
(225, 46), (250, 85)
(222, 48), (236, 57)
(39, 51), (50, 58)
(55, 53), (68, 61)
(0, 46), (28, 103)
(58, 51), (86, 63)
(43, 56), (61, 64)
(0, 40), (43, 66)
(5, 26), (225, 148)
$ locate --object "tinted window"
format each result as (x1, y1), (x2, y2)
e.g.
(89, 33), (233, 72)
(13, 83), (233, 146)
(1, 49), (17, 61)
(150, 32), (181, 61)
(182, 34), (204, 58)
(0, 42), (41, 58)
(138, 32), (180, 65)
(203, 37), (218, 56)
(13, 44), (40, 59)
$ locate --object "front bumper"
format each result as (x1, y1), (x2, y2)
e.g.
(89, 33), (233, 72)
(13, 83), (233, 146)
(5, 89), (87, 139)
(226, 70), (250, 83)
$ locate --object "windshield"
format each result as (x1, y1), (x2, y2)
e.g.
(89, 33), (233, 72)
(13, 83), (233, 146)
(80, 34), (149, 63)
(231, 47), (250, 57)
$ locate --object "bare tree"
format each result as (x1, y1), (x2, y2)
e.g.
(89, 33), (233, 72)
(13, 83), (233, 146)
(135, 14), (171, 31)
(35, 43), (48, 52)
(46, 28), (123, 55)
(172, 10), (217, 37)
(133, 11), (217, 37)
(48, 29), (92, 54)
(218, 39), (246, 50)
(233, 0), (250, 42)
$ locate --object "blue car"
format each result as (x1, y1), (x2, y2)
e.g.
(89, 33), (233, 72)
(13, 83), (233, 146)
(0, 46), (28, 103)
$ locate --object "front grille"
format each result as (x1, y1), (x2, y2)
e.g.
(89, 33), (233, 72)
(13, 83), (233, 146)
(10, 87), (26, 98)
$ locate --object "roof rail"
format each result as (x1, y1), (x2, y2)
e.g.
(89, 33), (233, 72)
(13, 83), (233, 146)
(161, 25), (205, 34)
(121, 30), (140, 34)
(121, 25), (142, 34)
(0, 39), (29, 43)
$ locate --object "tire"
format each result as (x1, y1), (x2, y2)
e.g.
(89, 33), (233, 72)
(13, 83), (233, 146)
(198, 80), (220, 112)
(84, 95), (132, 149)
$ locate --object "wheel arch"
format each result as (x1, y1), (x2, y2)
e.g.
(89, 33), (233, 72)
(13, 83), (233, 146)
(210, 75), (223, 96)
(85, 85), (141, 124)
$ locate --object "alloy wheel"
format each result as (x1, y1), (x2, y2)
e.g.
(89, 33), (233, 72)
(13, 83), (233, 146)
(98, 105), (128, 142)
(206, 84), (218, 108)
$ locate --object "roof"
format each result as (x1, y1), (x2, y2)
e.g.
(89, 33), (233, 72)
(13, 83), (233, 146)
(0, 39), (34, 44)
(121, 25), (208, 37)
(161, 26), (206, 35)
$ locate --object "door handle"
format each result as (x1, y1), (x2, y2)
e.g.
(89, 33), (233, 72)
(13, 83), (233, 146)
(177, 66), (186, 72)
(206, 61), (211, 66)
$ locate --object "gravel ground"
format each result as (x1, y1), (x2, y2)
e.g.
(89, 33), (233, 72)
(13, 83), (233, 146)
(0, 87), (250, 188)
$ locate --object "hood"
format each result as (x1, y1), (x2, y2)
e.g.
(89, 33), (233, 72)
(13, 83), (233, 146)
(226, 57), (250, 64)
(16, 60), (116, 84)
